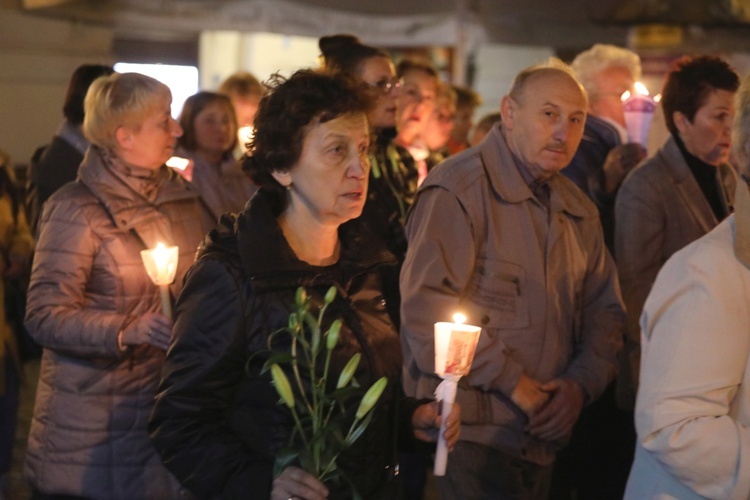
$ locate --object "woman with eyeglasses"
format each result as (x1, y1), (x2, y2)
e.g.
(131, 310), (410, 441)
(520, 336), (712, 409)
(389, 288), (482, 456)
(318, 34), (417, 267)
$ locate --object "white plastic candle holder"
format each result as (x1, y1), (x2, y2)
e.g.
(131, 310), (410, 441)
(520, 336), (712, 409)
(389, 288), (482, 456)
(140, 243), (179, 319)
(433, 314), (481, 476)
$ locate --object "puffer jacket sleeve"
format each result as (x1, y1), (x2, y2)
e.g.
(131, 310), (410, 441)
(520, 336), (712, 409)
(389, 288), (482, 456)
(24, 195), (127, 358)
(150, 255), (273, 499)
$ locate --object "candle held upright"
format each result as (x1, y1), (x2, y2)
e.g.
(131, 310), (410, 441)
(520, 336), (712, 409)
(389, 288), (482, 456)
(433, 313), (481, 476)
(621, 82), (658, 148)
(140, 242), (179, 319)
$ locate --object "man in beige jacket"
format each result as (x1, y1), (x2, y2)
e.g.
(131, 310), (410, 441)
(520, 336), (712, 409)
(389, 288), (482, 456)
(400, 61), (625, 499)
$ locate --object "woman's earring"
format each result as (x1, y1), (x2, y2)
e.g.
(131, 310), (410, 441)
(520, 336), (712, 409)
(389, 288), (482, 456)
(285, 183), (292, 191)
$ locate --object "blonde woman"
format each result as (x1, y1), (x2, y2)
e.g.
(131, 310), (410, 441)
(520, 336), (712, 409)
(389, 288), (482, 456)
(24, 72), (212, 499)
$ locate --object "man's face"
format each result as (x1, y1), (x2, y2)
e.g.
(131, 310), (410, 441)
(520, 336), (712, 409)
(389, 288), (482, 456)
(501, 70), (587, 181)
(589, 65), (635, 127)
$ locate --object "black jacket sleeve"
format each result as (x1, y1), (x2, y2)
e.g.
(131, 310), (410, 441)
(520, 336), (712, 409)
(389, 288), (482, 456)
(149, 256), (273, 499)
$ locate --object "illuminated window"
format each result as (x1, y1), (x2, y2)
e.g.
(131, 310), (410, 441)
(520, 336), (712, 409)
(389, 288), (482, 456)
(113, 63), (199, 118)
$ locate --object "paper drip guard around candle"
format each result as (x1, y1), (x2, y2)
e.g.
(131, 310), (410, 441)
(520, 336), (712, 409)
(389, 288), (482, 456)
(433, 313), (481, 476)
(140, 243), (179, 319)
(621, 82), (658, 148)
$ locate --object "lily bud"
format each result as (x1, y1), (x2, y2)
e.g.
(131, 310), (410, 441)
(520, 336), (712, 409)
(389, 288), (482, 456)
(324, 286), (337, 304)
(270, 364), (295, 409)
(356, 376), (388, 419)
(295, 288), (307, 308)
(326, 320), (342, 350)
(288, 313), (299, 331)
(336, 353), (361, 389)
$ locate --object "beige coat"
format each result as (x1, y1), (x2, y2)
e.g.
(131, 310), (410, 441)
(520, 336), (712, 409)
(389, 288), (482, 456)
(400, 125), (625, 466)
(614, 136), (736, 407)
(24, 147), (210, 499)
(624, 181), (750, 500)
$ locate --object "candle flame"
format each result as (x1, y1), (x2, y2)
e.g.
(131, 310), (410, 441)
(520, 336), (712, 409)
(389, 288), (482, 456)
(141, 242), (179, 285)
(634, 81), (649, 96)
(238, 125), (254, 144)
(654, 93), (662, 103)
(453, 313), (466, 324)
(166, 156), (190, 171)
(153, 242), (168, 265)
(622, 82), (651, 102)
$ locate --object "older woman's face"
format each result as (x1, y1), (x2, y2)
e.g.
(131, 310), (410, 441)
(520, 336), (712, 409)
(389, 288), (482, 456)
(276, 113), (370, 226)
(676, 88), (736, 166)
(194, 101), (236, 157)
(422, 98), (456, 151)
(359, 56), (399, 129)
(397, 69), (437, 144)
(121, 102), (182, 170)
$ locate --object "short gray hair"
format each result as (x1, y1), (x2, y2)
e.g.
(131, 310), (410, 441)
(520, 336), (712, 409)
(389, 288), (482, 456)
(571, 44), (641, 96)
(733, 75), (750, 176)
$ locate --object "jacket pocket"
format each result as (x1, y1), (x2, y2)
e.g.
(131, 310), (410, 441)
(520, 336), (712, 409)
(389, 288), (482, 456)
(464, 258), (529, 329)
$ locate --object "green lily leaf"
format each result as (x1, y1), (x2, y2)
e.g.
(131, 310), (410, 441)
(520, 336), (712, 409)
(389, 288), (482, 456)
(261, 352), (295, 373)
(273, 447), (299, 478)
(303, 312), (321, 356)
(346, 408), (376, 446)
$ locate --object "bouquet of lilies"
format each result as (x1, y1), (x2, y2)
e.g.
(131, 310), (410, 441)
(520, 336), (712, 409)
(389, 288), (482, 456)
(261, 286), (387, 495)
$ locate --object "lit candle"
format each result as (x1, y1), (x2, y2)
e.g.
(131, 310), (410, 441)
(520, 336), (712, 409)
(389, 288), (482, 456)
(433, 313), (481, 476)
(621, 82), (657, 148)
(238, 125), (254, 152)
(166, 156), (194, 182)
(140, 242), (179, 319)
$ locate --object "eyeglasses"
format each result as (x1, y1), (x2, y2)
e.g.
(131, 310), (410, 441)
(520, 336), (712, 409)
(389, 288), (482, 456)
(369, 78), (403, 95)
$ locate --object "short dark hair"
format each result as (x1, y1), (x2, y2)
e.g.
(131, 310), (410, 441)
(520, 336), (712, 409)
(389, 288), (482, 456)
(243, 70), (372, 213)
(662, 55), (740, 136)
(452, 84), (482, 109)
(177, 91), (238, 153)
(319, 34), (388, 78)
(63, 64), (114, 125)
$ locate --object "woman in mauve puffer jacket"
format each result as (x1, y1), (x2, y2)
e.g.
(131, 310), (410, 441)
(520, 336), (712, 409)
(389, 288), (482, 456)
(23, 72), (213, 500)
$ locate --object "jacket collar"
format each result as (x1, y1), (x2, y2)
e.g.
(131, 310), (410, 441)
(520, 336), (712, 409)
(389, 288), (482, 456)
(230, 189), (397, 283)
(480, 125), (588, 218)
(78, 146), (198, 230)
(581, 114), (623, 148)
(656, 136), (736, 231)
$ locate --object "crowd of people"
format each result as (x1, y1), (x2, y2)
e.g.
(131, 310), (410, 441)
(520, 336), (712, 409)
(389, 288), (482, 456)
(1, 34), (749, 500)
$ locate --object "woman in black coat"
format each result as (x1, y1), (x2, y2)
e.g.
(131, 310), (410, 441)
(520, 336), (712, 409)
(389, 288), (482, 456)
(149, 70), (459, 500)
